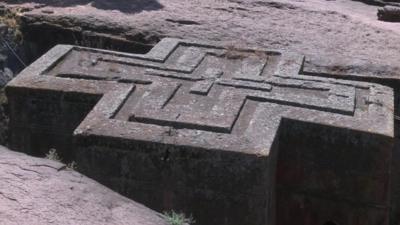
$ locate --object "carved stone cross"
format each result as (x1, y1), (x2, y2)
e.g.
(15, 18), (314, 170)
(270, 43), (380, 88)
(6, 38), (394, 225)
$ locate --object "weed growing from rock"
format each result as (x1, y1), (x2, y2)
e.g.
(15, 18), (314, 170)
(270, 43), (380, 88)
(45, 148), (62, 162)
(67, 161), (78, 170)
(163, 210), (195, 225)
(45, 149), (78, 170)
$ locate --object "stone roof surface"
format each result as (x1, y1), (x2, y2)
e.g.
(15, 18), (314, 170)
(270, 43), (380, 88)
(7, 38), (394, 155)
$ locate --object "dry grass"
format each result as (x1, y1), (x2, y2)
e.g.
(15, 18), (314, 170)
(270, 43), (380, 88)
(0, 9), (18, 29)
(0, 8), (23, 43)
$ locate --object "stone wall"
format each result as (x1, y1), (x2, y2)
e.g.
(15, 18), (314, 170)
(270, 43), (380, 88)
(277, 120), (392, 225)
(7, 88), (99, 161)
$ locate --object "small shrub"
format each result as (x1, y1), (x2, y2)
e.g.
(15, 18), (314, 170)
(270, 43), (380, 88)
(67, 161), (78, 170)
(45, 148), (62, 162)
(163, 210), (195, 225)
(0, 8), (23, 43)
(0, 11), (18, 29)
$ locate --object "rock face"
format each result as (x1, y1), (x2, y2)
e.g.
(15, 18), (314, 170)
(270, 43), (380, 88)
(0, 146), (168, 225)
(5, 39), (395, 225)
(378, 6), (400, 21)
(2, 0), (400, 80)
(354, 0), (400, 7)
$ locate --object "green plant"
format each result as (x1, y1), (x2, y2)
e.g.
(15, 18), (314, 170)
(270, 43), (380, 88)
(67, 161), (78, 170)
(45, 148), (62, 162)
(44, 149), (78, 171)
(163, 210), (195, 225)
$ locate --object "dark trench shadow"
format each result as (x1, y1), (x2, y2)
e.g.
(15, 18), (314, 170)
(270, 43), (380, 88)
(4, 0), (164, 14)
(351, 0), (400, 6)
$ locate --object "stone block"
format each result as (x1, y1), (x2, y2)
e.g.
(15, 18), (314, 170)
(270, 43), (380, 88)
(6, 38), (394, 225)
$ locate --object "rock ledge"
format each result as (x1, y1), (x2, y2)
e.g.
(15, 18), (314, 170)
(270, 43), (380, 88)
(0, 146), (167, 225)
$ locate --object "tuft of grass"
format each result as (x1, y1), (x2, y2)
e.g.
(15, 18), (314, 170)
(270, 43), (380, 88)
(45, 148), (62, 162)
(163, 210), (195, 225)
(45, 149), (78, 170)
(67, 161), (78, 170)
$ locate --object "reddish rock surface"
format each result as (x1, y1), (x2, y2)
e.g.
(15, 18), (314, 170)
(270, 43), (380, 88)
(2, 0), (400, 79)
(0, 146), (167, 225)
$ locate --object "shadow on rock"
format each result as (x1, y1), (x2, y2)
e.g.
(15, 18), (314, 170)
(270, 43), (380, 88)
(4, 0), (164, 13)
